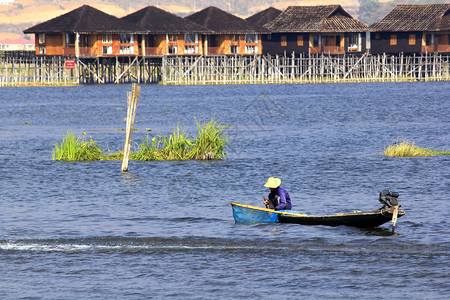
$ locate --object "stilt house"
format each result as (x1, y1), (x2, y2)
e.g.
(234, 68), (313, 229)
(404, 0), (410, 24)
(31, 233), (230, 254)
(23, 5), (139, 57)
(185, 6), (268, 55)
(370, 4), (450, 55)
(264, 5), (369, 56)
(121, 6), (212, 56)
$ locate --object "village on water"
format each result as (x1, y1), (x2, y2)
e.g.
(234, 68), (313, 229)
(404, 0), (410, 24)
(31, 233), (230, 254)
(0, 3), (449, 85)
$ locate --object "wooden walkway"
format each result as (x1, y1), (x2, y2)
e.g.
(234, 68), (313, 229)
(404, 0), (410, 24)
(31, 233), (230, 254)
(1, 52), (449, 86)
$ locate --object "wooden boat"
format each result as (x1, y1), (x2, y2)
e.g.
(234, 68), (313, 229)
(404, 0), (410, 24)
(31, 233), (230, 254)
(230, 202), (405, 228)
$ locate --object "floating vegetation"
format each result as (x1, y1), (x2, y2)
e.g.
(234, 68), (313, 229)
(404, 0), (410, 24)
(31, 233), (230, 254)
(383, 141), (450, 157)
(52, 119), (228, 162)
(52, 132), (103, 161)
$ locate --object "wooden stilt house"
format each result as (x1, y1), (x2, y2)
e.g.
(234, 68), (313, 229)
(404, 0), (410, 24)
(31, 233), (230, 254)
(264, 5), (369, 56)
(185, 6), (269, 55)
(121, 6), (212, 56)
(370, 4), (450, 55)
(23, 5), (140, 57)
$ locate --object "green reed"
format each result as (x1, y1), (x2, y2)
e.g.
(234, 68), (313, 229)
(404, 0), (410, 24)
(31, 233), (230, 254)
(53, 119), (229, 161)
(52, 132), (103, 161)
(383, 141), (450, 157)
(191, 118), (229, 160)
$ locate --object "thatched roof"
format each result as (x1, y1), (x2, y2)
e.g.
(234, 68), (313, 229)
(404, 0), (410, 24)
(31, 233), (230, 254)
(371, 4), (450, 32)
(246, 7), (282, 28)
(122, 6), (212, 34)
(266, 5), (368, 33)
(185, 6), (269, 34)
(24, 5), (136, 34)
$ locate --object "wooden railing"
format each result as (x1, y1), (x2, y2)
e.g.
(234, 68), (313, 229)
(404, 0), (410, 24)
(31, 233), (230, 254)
(145, 47), (163, 56)
(422, 45), (435, 53)
(309, 46), (321, 54)
(323, 46), (345, 54)
(206, 47), (221, 55)
(64, 47), (96, 56)
(437, 45), (450, 53)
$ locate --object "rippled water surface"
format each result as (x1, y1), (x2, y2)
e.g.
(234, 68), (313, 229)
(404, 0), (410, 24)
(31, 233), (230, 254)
(0, 82), (449, 299)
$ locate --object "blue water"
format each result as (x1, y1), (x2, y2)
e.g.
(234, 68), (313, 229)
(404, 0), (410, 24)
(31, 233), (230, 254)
(0, 82), (449, 299)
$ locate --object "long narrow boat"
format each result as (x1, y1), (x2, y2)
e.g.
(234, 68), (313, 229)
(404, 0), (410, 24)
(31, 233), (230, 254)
(230, 202), (405, 228)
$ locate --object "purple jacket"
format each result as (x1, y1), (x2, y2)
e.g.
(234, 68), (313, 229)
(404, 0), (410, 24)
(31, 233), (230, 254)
(268, 187), (292, 210)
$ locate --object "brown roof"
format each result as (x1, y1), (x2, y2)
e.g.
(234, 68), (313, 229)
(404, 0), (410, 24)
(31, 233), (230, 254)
(246, 7), (282, 28)
(185, 6), (269, 34)
(24, 5), (136, 34)
(371, 4), (450, 32)
(266, 5), (368, 33)
(122, 6), (212, 34)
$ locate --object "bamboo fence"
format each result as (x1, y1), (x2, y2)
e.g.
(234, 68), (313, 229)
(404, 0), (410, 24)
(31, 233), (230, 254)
(1, 52), (449, 86)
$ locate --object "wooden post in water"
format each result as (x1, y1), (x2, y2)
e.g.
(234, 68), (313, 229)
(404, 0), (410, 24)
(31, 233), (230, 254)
(121, 83), (141, 172)
(391, 205), (399, 234)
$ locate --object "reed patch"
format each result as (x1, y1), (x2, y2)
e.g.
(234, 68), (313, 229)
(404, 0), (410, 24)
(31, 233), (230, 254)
(52, 132), (103, 161)
(383, 141), (450, 157)
(52, 119), (228, 161)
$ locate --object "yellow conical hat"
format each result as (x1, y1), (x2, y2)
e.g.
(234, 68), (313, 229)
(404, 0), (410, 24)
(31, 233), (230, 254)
(264, 177), (281, 188)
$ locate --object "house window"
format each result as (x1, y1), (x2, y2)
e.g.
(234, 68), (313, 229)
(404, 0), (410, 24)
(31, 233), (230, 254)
(120, 34), (134, 44)
(349, 34), (361, 51)
(185, 45), (199, 54)
(184, 33), (198, 44)
(39, 33), (45, 44)
(297, 35), (303, 46)
(408, 34), (416, 45)
(281, 35), (287, 46)
(230, 45), (239, 53)
(168, 35), (177, 42)
(245, 45), (258, 54)
(102, 34), (112, 44)
(245, 34), (257, 44)
(39, 46), (46, 54)
(390, 34), (397, 46)
(120, 46), (135, 54)
(168, 46), (177, 54)
(103, 46), (112, 54)
(66, 33), (76, 45)
(231, 35), (239, 43)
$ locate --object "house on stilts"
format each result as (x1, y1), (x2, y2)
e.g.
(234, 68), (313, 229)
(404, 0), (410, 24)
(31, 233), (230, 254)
(262, 5), (369, 56)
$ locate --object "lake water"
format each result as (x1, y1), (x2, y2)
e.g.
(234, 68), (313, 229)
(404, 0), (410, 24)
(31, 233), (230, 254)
(0, 82), (449, 299)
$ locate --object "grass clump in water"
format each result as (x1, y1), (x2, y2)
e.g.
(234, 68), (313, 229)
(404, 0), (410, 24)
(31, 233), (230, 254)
(383, 141), (450, 157)
(129, 118), (228, 161)
(53, 119), (229, 161)
(52, 132), (103, 161)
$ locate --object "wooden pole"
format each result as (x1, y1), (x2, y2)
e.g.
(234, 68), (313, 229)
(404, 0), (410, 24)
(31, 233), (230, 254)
(121, 83), (141, 172)
(391, 205), (399, 234)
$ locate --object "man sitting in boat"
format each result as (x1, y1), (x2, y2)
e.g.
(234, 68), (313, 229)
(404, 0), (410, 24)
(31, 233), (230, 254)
(263, 177), (292, 211)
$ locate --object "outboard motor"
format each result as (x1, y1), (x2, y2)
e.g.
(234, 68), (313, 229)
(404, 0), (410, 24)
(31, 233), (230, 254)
(379, 190), (399, 208)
